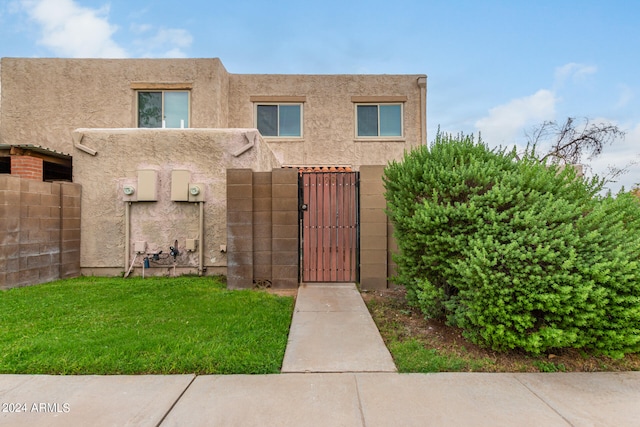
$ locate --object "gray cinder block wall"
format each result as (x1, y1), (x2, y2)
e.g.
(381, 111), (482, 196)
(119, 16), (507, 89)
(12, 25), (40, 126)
(270, 168), (299, 289)
(0, 175), (81, 289)
(226, 169), (254, 289)
(359, 166), (394, 290)
(226, 168), (299, 289)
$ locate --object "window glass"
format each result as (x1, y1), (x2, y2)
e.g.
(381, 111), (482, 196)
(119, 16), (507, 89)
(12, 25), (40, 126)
(138, 92), (162, 128)
(137, 91), (189, 128)
(357, 104), (402, 137)
(357, 105), (379, 136)
(279, 105), (301, 136)
(379, 104), (402, 136)
(164, 91), (189, 128)
(256, 104), (302, 137)
(257, 105), (278, 136)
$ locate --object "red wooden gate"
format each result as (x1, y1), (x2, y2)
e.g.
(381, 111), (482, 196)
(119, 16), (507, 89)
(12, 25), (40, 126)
(300, 171), (359, 282)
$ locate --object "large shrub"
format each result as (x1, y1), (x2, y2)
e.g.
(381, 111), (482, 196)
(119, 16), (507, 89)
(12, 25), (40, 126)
(384, 132), (640, 356)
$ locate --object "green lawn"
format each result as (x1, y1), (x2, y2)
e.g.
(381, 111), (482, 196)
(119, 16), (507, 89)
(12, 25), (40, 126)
(0, 276), (294, 375)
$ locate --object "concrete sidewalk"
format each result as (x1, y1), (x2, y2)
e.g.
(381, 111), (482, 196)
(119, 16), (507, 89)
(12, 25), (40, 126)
(2, 283), (640, 426)
(2, 372), (640, 426)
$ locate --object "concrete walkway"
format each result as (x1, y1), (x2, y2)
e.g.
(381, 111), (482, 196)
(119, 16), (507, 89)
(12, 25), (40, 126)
(2, 284), (640, 426)
(281, 283), (397, 373)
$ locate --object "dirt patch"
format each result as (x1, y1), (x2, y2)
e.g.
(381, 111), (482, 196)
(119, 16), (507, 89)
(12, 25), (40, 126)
(362, 286), (640, 372)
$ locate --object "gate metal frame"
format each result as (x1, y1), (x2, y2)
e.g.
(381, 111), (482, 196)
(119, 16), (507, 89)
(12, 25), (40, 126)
(298, 170), (360, 283)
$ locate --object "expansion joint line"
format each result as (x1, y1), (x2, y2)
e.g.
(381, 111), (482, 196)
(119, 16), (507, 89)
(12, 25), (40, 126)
(513, 375), (574, 426)
(155, 375), (198, 427)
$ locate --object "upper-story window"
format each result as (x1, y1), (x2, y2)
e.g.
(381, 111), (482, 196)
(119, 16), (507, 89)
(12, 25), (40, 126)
(356, 103), (403, 137)
(256, 103), (303, 137)
(138, 91), (190, 128)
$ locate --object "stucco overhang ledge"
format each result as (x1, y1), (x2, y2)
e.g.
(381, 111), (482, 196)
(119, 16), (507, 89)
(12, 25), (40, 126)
(262, 138), (304, 142)
(351, 96), (408, 103)
(130, 82), (194, 90)
(354, 138), (406, 143)
(250, 96), (306, 103)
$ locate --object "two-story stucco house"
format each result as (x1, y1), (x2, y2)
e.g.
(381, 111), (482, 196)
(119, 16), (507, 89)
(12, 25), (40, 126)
(0, 57), (427, 290)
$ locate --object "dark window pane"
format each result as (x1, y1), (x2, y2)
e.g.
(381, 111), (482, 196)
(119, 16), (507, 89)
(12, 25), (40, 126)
(138, 92), (162, 128)
(0, 157), (10, 174)
(357, 105), (378, 136)
(279, 105), (301, 136)
(257, 105), (278, 136)
(380, 104), (401, 136)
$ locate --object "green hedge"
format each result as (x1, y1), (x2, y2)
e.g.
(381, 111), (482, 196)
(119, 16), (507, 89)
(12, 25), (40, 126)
(384, 132), (640, 357)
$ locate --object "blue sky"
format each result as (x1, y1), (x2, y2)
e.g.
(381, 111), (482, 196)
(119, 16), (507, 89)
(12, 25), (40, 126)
(1, 0), (639, 191)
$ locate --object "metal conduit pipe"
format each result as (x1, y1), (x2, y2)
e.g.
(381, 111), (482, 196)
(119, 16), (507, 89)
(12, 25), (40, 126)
(199, 201), (204, 276)
(124, 201), (131, 274)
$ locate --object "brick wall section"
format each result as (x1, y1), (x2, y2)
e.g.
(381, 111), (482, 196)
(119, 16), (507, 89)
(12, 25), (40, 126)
(252, 172), (272, 284)
(359, 165), (391, 290)
(271, 169), (299, 288)
(0, 175), (81, 289)
(226, 169), (253, 289)
(11, 156), (43, 181)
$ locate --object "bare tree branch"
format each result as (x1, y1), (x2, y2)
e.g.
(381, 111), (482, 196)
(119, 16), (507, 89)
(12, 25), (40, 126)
(527, 117), (625, 165)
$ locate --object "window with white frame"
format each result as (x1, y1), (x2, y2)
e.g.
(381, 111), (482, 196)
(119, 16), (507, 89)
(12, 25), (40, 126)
(138, 91), (190, 128)
(356, 103), (403, 137)
(256, 103), (302, 137)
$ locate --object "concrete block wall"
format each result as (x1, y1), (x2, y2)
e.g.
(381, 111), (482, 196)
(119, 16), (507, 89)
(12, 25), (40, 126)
(226, 169), (254, 289)
(359, 165), (393, 290)
(0, 175), (81, 289)
(270, 168), (299, 289)
(252, 172), (272, 285)
(226, 166), (394, 290)
(226, 168), (299, 289)
(59, 182), (82, 278)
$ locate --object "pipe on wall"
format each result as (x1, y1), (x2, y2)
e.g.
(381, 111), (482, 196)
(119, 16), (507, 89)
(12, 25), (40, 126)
(198, 201), (204, 276)
(418, 76), (427, 145)
(124, 201), (131, 274)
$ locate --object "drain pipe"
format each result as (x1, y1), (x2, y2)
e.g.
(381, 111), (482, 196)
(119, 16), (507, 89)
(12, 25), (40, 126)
(198, 201), (205, 276)
(124, 201), (131, 275)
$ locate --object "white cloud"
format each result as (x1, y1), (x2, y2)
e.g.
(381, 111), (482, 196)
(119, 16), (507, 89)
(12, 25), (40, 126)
(130, 23), (152, 34)
(615, 84), (635, 109)
(20, 0), (127, 58)
(133, 27), (193, 58)
(475, 89), (557, 145)
(554, 62), (597, 87)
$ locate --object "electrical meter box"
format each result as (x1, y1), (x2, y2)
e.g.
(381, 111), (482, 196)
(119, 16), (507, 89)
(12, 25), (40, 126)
(137, 170), (158, 201)
(171, 170), (190, 201)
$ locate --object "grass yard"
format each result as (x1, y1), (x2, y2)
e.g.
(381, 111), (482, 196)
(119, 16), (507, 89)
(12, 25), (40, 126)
(0, 276), (294, 375)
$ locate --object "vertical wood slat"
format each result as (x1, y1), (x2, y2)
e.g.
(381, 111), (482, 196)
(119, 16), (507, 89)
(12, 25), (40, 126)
(302, 171), (357, 282)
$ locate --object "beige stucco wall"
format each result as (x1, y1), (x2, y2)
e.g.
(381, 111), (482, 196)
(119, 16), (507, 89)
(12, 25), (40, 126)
(1, 58), (426, 168)
(0, 58), (230, 154)
(229, 74), (427, 168)
(73, 128), (279, 276)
